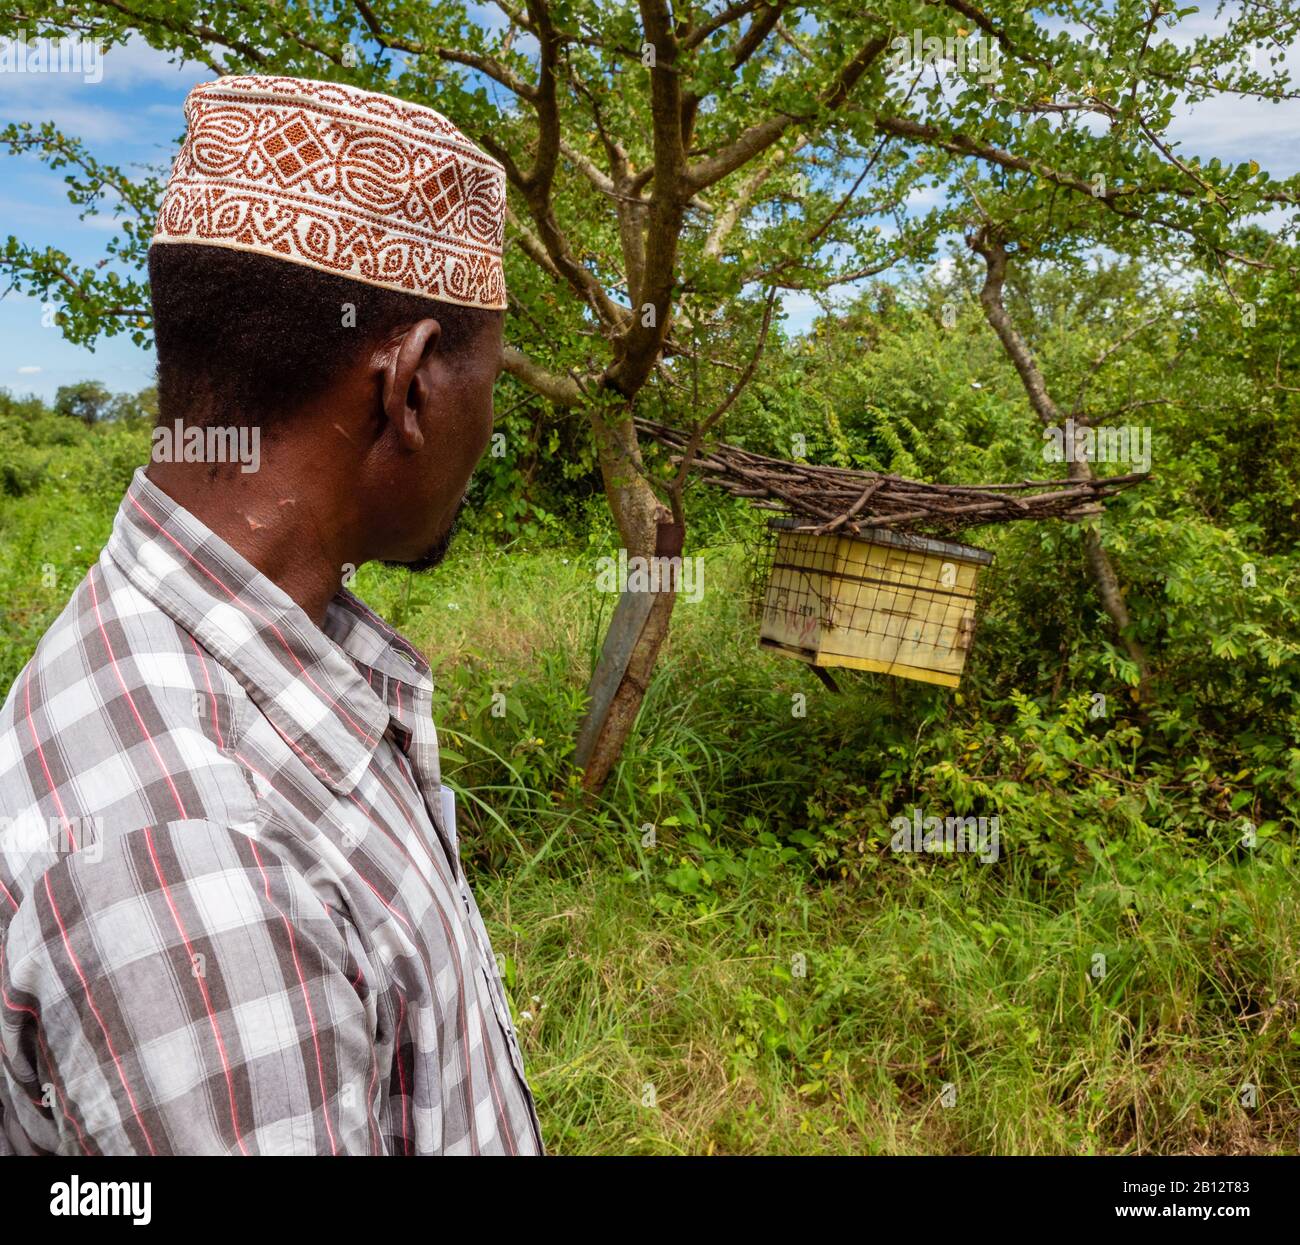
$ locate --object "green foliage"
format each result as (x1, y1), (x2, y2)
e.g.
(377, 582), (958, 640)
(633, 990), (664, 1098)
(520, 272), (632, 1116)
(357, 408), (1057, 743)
(0, 388), (150, 681)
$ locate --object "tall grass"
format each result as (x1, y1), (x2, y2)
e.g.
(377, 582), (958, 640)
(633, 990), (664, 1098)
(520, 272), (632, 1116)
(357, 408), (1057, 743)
(361, 537), (1300, 1155)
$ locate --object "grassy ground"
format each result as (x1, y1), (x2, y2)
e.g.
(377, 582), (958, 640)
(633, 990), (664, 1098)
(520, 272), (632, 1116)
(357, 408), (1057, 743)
(484, 861), (1300, 1155)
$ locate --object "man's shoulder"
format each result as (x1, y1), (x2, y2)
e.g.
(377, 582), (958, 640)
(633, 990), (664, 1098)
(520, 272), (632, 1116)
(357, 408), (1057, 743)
(1, 549), (247, 757)
(0, 553), (258, 906)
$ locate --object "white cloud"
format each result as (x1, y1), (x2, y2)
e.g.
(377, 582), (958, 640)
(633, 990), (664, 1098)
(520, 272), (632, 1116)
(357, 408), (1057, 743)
(0, 34), (203, 143)
(779, 290), (822, 335)
(905, 183), (944, 211)
(95, 36), (209, 89)
(1167, 93), (1300, 175)
(0, 95), (134, 143)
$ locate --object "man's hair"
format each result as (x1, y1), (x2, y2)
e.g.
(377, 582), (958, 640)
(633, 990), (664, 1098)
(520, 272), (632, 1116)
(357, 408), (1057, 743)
(148, 243), (500, 426)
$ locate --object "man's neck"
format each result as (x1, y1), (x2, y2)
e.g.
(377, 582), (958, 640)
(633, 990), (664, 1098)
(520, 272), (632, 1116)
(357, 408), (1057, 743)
(145, 462), (356, 628)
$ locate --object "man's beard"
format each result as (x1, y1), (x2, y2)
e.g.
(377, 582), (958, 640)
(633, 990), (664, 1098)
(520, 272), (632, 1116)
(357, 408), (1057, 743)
(381, 494), (468, 574)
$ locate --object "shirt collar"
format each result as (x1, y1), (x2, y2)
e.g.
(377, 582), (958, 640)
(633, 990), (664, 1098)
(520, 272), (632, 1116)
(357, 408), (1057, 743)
(106, 468), (426, 795)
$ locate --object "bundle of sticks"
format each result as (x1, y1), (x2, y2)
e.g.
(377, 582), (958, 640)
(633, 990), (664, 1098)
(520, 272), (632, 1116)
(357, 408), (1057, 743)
(636, 418), (1150, 537)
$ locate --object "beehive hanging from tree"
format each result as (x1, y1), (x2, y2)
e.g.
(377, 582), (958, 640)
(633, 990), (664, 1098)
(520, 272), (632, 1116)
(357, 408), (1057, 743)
(637, 417), (1150, 690)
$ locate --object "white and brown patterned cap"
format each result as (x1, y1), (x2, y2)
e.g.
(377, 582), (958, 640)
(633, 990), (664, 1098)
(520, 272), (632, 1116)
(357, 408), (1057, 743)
(152, 75), (507, 310)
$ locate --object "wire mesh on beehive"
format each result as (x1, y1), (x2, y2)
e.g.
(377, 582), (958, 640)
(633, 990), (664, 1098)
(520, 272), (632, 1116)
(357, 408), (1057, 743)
(750, 518), (995, 688)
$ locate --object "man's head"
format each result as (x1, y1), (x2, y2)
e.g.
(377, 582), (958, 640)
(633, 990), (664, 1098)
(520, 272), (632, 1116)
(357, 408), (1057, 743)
(148, 241), (503, 570)
(145, 75), (509, 580)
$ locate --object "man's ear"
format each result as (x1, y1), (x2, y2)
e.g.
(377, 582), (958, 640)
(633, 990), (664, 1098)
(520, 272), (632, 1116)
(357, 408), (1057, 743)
(378, 318), (441, 451)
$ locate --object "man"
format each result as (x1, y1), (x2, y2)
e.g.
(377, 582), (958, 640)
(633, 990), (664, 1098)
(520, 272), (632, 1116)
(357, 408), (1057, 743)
(0, 75), (542, 1155)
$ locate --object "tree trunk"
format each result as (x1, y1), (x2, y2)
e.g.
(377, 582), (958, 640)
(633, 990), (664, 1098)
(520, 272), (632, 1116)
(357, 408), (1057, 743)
(578, 404), (681, 792)
(968, 229), (1152, 691)
(1065, 456), (1152, 690)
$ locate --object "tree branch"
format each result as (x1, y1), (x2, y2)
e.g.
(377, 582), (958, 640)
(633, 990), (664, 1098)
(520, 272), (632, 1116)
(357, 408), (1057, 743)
(686, 31), (891, 192)
(501, 344), (584, 406)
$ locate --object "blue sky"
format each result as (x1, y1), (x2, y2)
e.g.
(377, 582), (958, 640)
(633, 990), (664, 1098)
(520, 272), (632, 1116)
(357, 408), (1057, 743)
(1, 19), (1298, 405)
(1, 38), (206, 403)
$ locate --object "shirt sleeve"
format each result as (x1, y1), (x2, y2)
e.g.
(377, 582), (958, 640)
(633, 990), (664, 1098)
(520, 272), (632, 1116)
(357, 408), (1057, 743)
(0, 820), (380, 1155)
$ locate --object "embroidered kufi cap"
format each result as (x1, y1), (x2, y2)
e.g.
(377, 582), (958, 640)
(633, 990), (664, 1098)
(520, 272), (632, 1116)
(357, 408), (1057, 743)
(152, 75), (507, 310)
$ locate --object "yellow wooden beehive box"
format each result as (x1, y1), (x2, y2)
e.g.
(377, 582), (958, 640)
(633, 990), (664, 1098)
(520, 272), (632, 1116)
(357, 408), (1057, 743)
(758, 519), (994, 688)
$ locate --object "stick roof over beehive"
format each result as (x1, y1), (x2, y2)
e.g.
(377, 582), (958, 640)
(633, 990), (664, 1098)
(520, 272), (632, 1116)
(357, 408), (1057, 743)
(637, 418), (1150, 538)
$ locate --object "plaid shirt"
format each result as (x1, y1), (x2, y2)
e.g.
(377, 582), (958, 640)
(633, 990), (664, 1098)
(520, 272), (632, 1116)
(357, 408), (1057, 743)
(0, 469), (543, 1155)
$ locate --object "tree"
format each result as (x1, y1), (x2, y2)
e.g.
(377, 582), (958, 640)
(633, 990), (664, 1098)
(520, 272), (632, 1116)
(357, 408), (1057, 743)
(4, 1), (1298, 787)
(53, 380), (112, 425)
(106, 385), (159, 424)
